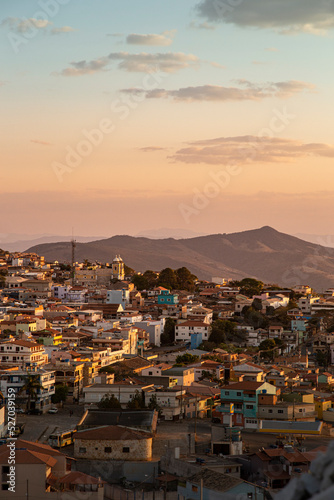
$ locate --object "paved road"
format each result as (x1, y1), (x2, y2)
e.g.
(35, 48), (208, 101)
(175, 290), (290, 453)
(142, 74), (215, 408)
(15, 404), (85, 443)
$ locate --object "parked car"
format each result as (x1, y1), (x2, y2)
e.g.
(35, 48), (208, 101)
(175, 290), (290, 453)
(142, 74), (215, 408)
(48, 408), (58, 414)
(27, 409), (42, 415)
(15, 408), (25, 414)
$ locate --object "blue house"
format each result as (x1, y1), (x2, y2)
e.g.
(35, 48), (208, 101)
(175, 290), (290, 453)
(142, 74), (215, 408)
(218, 381), (277, 429)
(157, 290), (179, 305)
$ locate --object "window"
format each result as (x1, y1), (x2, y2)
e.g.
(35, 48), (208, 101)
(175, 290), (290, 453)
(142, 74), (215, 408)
(79, 447), (86, 454)
(299, 409), (303, 413)
(104, 447), (112, 453)
(246, 405), (253, 410)
(225, 391), (230, 395)
(149, 371), (153, 375)
(123, 447), (130, 453)
(192, 486), (198, 493)
(237, 392), (241, 396)
(278, 410), (283, 414)
(268, 409), (273, 413)
(2, 466), (10, 474)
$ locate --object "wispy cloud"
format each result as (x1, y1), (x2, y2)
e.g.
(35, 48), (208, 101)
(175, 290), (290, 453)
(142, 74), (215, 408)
(51, 26), (75, 35)
(108, 51), (199, 73)
(52, 58), (110, 76)
(196, 0), (334, 35)
(189, 21), (216, 30)
(54, 51), (200, 76)
(30, 139), (52, 146)
(139, 146), (167, 152)
(122, 80), (315, 102)
(126, 30), (176, 46)
(170, 136), (334, 165)
(0, 17), (75, 36)
(252, 61), (269, 66)
(1, 17), (51, 33)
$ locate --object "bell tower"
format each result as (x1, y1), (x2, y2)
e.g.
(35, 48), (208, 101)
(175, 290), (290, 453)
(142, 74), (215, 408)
(112, 255), (125, 280)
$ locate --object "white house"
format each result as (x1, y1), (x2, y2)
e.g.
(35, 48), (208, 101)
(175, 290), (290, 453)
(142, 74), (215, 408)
(0, 340), (48, 368)
(175, 321), (209, 342)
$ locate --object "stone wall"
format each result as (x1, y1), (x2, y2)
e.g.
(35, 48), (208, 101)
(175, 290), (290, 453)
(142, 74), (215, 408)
(74, 437), (152, 461)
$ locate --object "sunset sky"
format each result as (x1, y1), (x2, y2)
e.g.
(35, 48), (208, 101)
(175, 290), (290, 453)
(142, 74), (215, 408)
(1, 0), (334, 239)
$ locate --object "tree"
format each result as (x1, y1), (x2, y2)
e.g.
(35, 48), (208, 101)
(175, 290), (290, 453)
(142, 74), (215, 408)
(20, 375), (43, 411)
(175, 353), (199, 365)
(316, 350), (330, 369)
(258, 338), (285, 360)
(252, 298), (263, 311)
(242, 306), (269, 329)
(97, 393), (121, 409)
(131, 274), (148, 291)
(175, 267), (197, 292)
(232, 278), (264, 297)
(51, 384), (69, 404)
(158, 268), (178, 290)
(99, 366), (115, 374)
(147, 394), (160, 412)
(161, 317), (176, 345)
(209, 320), (237, 345)
(124, 264), (135, 276)
(143, 270), (158, 288)
(126, 390), (146, 409)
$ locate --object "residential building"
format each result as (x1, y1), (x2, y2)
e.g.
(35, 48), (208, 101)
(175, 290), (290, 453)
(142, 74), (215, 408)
(74, 425), (153, 461)
(218, 381), (277, 428)
(158, 290), (179, 305)
(0, 340), (48, 368)
(0, 366), (55, 412)
(0, 439), (105, 498)
(175, 321), (210, 342)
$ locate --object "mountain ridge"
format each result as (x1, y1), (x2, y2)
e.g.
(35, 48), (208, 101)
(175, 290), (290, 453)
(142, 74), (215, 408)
(26, 226), (334, 290)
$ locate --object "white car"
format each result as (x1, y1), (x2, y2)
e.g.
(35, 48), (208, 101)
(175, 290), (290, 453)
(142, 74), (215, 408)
(48, 408), (58, 414)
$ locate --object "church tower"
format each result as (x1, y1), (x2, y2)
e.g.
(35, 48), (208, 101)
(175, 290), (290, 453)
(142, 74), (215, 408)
(112, 255), (125, 280)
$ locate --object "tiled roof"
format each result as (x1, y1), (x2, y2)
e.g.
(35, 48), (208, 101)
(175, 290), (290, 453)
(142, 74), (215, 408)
(75, 425), (152, 441)
(59, 471), (106, 485)
(221, 381), (264, 391)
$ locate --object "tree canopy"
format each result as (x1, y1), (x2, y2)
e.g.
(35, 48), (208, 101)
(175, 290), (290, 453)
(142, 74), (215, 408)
(160, 317), (176, 345)
(231, 278), (264, 297)
(51, 384), (69, 404)
(97, 393), (121, 409)
(175, 353), (199, 365)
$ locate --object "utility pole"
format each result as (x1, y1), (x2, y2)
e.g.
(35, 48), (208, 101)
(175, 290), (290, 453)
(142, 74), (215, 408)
(71, 237), (76, 286)
(194, 395), (198, 444)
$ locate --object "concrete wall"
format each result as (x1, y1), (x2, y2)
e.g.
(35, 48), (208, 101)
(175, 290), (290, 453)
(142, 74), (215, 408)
(75, 459), (160, 484)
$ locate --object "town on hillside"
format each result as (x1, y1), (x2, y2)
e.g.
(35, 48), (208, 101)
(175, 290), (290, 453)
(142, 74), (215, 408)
(1, 248), (334, 499)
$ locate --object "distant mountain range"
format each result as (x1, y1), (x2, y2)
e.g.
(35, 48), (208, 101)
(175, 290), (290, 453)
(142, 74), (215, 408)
(0, 234), (105, 252)
(26, 226), (334, 290)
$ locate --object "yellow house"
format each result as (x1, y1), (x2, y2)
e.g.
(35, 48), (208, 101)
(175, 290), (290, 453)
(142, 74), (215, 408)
(315, 398), (332, 420)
